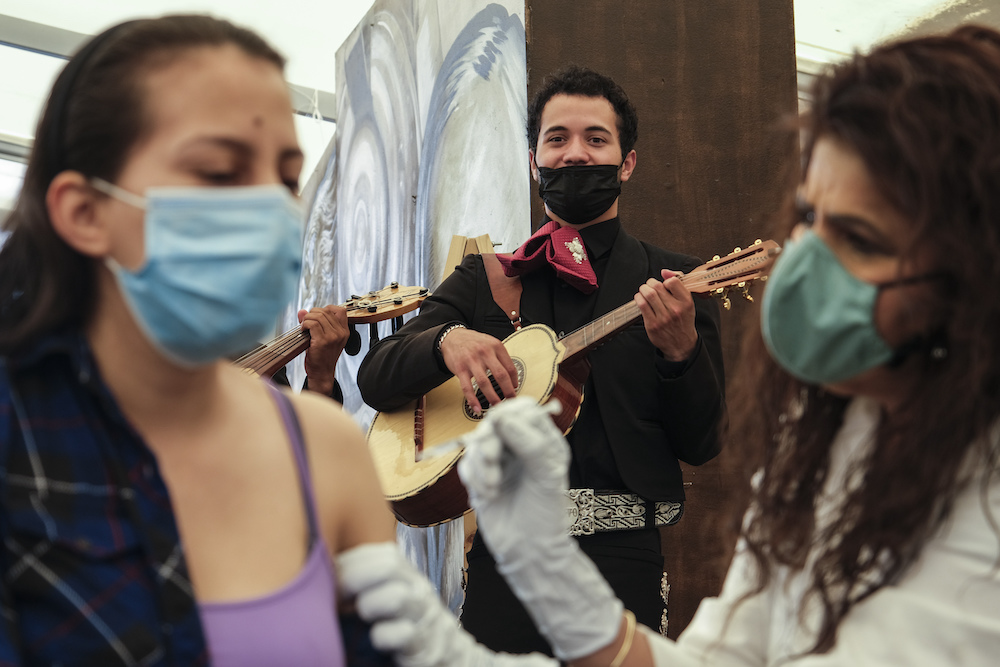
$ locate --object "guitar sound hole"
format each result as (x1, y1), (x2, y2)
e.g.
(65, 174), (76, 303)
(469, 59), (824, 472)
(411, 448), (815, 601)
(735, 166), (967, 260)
(464, 358), (525, 420)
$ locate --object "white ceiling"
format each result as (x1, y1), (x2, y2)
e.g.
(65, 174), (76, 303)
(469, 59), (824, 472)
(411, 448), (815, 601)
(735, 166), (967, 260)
(1, 0), (374, 94)
(794, 0), (971, 57)
(0, 0), (375, 197)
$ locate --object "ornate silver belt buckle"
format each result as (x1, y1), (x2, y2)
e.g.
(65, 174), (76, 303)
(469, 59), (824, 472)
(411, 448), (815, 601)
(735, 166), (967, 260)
(565, 488), (595, 536)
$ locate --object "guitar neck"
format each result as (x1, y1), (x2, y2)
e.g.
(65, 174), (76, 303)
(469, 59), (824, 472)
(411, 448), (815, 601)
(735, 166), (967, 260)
(234, 329), (311, 377)
(232, 283), (431, 378)
(560, 301), (642, 363)
(557, 240), (777, 362)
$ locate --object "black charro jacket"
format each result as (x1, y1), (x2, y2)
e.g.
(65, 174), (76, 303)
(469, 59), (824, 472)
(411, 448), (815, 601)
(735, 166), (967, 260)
(357, 223), (725, 502)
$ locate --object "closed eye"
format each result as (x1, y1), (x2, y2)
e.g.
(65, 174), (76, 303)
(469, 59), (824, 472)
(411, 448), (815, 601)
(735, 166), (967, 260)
(838, 227), (887, 255)
(796, 198), (894, 256)
(199, 171), (238, 184)
(825, 214), (895, 256)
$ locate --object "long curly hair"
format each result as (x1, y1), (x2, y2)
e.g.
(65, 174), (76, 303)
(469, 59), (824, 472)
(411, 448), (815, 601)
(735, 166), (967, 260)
(727, 24), (1000, 655)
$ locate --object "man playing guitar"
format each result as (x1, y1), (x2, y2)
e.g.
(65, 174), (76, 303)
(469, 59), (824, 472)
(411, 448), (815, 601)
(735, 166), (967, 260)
(357, 65), (726, 655)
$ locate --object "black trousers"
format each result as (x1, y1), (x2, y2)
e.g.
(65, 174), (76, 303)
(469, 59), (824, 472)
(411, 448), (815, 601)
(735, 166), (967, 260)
(460, 528), (664, 656)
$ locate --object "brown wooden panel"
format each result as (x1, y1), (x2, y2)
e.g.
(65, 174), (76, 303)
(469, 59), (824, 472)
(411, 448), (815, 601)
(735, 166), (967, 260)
(525, 0), (797, 637)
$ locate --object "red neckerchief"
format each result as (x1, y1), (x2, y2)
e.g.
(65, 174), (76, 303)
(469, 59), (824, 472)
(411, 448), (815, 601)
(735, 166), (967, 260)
(497, 221), (598, 294)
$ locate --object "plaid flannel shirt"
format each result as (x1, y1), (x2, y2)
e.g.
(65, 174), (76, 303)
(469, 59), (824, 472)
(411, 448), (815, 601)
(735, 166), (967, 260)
(0, 331), (209, 666)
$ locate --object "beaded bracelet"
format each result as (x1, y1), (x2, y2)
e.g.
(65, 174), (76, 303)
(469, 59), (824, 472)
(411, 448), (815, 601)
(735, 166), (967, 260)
(609, 610), (636, 667)
(436, 323), (467, 352)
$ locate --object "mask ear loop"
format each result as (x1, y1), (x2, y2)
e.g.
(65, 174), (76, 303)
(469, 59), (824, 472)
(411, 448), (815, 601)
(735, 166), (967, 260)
(878, 271), (953, 290)
(90, 177), (149, 276)
(879, 271), (954, 368)
(90, 177), (147, 210)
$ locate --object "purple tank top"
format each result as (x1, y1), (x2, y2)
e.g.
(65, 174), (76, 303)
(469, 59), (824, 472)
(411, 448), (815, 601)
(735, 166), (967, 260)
(199, 385), (346, 667)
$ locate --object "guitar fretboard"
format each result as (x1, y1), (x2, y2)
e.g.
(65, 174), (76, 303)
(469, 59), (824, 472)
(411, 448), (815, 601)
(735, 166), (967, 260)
(557, 241), (778, 361)
(560, 302), (641, 361)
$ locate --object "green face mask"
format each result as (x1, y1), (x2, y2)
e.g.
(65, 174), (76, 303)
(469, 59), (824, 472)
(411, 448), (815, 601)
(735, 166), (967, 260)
(761, 229), (932, 385)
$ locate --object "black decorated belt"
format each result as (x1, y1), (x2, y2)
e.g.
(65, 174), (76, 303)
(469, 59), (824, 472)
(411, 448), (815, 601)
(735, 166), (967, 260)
(565, 489), (683, 536)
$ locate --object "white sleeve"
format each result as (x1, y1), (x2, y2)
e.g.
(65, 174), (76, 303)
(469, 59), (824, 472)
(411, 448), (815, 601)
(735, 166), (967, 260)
(786, 586), (1000, 667)
(789, 476), (1000, 667)
(647, 477), (1000, 667)
(642, 543), (774, 667)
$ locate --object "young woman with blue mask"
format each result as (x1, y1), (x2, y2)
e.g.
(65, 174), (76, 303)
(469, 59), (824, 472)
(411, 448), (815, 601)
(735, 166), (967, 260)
(0, 15), (395, 666)
(337, 24), (1000, 667)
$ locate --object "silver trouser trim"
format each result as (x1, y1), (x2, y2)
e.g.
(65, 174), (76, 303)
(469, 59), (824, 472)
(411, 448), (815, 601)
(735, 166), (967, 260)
(660, 572), (670, 636)
(565, 489), (683, 536)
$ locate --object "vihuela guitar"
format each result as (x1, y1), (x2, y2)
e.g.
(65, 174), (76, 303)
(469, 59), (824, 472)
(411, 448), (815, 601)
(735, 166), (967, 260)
(366, 240), (780, 526)
(234, 283), (429, 378)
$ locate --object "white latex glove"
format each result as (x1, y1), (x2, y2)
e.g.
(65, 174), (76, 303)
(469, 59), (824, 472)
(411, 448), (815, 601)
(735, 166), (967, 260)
(337, 542), (556, 667)
(457, 397), (570, 556)
(457, 397), (625, 662)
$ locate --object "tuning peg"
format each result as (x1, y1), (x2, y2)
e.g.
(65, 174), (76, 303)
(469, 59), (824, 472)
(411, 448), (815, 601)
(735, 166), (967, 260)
(712, 254), (721, 261)
(717, 287), (732, 310)
(713, 286), (732, 310)
(733, 246), (742, 254)
(753, 239), (762, 245)
(742, 284), (754, 302)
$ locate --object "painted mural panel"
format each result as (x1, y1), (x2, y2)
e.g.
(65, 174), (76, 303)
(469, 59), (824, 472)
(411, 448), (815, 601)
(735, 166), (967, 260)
(287, 0), (529, 431)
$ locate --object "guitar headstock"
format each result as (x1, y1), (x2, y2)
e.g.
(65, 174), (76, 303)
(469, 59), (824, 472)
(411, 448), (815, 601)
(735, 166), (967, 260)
(681, 239), (780, 310)
(345, 282), (431, 323)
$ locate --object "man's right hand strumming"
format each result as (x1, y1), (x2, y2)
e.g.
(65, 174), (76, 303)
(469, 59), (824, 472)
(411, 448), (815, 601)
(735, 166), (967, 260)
(439, 326), (519, 413)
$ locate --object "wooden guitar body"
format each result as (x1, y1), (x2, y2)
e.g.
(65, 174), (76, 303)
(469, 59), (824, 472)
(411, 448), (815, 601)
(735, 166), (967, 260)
(367, 324), (583, 526)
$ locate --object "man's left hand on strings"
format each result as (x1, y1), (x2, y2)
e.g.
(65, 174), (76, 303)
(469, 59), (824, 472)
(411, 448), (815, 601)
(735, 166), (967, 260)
(634, 268), (698, 362)
(299, 305), (349, 396)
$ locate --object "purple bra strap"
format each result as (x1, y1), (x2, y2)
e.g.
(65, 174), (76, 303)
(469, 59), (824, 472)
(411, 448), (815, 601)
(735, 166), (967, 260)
(266, 383), (320, 544)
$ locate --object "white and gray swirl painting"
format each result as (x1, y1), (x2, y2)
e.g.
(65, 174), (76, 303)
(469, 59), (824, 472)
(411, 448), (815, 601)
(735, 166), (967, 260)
(286, 0), (529, 429)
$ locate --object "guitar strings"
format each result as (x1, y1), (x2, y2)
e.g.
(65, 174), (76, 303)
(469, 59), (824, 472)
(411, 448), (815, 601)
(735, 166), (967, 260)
(236, 328), (309, 371)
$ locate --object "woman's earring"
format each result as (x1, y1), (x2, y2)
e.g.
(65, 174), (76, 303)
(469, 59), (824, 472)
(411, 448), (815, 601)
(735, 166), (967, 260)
(926, 329), (949, 362)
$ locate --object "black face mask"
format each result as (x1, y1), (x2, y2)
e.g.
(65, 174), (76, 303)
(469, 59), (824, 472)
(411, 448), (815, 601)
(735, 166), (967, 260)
(536, 164), (622, 225)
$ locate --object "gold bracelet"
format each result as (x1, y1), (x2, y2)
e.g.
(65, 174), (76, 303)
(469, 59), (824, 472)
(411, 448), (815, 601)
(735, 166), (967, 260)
(609, 610), (636, 667)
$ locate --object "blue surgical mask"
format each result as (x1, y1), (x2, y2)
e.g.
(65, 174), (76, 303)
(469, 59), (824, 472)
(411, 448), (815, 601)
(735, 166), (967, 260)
(92, 179), (303, 367)
(761, 229), (907, 385)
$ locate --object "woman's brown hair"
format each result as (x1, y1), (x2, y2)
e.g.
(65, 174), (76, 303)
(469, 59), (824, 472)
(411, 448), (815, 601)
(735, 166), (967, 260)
(727, 24), (1000, 655)
(0, 15), (285, 353)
